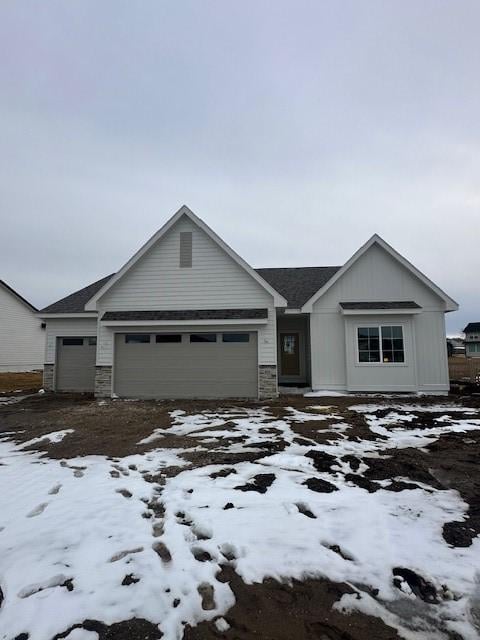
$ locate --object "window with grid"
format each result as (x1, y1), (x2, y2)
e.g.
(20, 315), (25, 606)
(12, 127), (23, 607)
(357, 326), (404, 364)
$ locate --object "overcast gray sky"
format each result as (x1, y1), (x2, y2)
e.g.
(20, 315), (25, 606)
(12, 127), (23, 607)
(1, 1), (478, 333)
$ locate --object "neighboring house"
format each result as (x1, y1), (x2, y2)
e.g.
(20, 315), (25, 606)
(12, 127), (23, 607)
(38, 206), (458, 398)
(0, 279), (45, 372)
(463, 323), (480, 358)
(447, 336), (465, 357)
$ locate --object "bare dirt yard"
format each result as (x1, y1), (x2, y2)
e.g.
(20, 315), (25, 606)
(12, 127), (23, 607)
(0, 392), (479, 640)
(0, 371), (42, 394)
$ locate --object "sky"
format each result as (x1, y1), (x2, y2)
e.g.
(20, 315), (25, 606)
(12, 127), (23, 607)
(0, 1), (479, 334)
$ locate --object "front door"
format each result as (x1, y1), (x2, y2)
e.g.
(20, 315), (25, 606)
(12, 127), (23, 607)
(280, 332), (300, 376)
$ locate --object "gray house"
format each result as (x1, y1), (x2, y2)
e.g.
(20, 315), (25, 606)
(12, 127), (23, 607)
(464, 323), (480, 358)
(39, 206), (457, 398)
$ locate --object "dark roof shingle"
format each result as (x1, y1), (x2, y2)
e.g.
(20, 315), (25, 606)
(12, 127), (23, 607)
(340, 301), (421, 310)
(102, 309), (268, 321)
(464, 322), (480, 334)
(255, 266), (341, 308)
(40, 274), (114, 313)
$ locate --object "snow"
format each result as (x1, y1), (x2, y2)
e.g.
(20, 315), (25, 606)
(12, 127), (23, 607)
(0, 403), (479, 639)
(19, 429), (75, 448)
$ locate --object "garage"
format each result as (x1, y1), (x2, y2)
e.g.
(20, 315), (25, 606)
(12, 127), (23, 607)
(56, 337), (96, 392)
(114, 331), (258, 399)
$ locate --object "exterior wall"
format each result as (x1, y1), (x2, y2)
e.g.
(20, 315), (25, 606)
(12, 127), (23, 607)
(258, 365), (277, 399)
(95, 365), (113, 397)
(43, 317), (98, 390)
(310, 243), (449, 392)
(0, 285), (45, 372)
(96, 216), (277, 371)
(276, 315), (309, 384)
(466, 342), (480, 358)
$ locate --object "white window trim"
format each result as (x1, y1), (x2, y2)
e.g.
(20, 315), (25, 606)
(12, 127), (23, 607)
(354, 322), (407, 367)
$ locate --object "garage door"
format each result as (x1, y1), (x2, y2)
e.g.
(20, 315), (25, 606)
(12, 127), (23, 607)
(56, 337), (96, 392)
(114, 331), (258, 399)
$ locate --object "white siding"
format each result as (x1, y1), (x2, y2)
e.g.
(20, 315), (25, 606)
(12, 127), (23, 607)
(44, 318), (98, 364)
(0, 285), (45, 372)
(96, 216), (276, 366)
(310, 243), (449, 392)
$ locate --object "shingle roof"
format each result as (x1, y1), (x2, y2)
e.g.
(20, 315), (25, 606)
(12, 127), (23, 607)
(464, 322), (480, 334)
(255, 267), (341, 308)
(40, 274), (115, 313)
(0, 279), (38, 312)
(339, 301), (421, 310)
(41, 267), (342, 313)
(102, 309), (268, 321)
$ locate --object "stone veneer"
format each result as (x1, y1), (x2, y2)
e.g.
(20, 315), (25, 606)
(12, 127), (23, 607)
(95, 365), (113, 398)
(258, 364), (278, 399)
(43, 364), (55, 391)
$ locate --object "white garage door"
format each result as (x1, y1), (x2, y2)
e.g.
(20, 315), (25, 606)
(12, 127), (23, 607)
(114, 331), (258, 399)
(56, 337), (96, 392)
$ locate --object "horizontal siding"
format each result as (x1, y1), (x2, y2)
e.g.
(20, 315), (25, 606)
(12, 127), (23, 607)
(0, 285), (44, 371)
(96, 216), (277, 367)
(44, 318), (98, 364)
(414, 312), (449, 391)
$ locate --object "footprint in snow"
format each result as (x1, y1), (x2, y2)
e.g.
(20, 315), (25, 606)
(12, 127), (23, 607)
(152, 541), (172, 563)
(191, 547), (212, 562)
(116, 488), (133, 499)
(219, 543), (238, 561)
(48, 483), (62, 495)
(18, 573), (72, 598)
(109, 547), (143, 562)
(198, 582), (216, 610)
(295, 502), (317, 519)
(27, 502), (48, 518)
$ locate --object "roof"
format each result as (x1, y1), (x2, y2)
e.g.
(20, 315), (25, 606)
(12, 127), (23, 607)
(102, 309), (268, 322)
(463, 322), (480, 334)
(339, 301), (421, 310)
(41, 267), (341, 314)
(40, 274), (114, 314)
(301, 234), (458, 313)
(84, 206), (287, 310)
(0, 279), (38, 312)
(255, 267), (341, 308)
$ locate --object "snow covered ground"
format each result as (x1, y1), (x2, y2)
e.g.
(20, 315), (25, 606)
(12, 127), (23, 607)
(1, 400), (480, 639)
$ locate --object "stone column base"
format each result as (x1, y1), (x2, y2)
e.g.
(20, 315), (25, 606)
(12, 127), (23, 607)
(43, 364), (55, 391)
(259, 364), (278, 399)
(95, 365), (113, 398)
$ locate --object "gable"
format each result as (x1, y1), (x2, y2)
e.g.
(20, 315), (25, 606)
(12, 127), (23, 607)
(97, 215), (276, 311)
(310, 241), (450, 311)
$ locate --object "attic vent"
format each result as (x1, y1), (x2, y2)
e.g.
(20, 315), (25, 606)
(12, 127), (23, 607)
(179, 231), (192, 268)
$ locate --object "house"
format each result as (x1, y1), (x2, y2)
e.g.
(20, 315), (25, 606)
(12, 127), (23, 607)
(38, 206), (458, 398)
(447, 336), (465, 357)
(463, 323), (480, 358)
(0, 279), (45, 372)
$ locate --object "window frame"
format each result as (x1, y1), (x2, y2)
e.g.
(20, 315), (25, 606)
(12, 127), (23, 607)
(190, 333), (217, 343)
(62, 337), (84, 346)
(222, 333), (250, 343)
(355, 323), (406, 367)
(125, 334), (151, 344)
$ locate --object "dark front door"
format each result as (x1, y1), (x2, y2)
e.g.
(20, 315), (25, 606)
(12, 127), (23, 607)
(280, 332), (300, 376)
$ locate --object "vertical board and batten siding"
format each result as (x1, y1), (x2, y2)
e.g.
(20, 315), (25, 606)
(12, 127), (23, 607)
(310, 243), (449, 392)
(0, 285), (45, 371)
(44, 318), (98, 365)
(96, 216), (276, 367)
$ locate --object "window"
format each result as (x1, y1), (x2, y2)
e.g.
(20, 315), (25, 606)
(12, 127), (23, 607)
(180, 231), (192, 268)
(88, 337), (97, 346)
(62, 338), (83, 346)
(222, 333), (250, 343)
(156, 334), (182, 343)
(357, 326), (404, 364)
(190, 333), (217, 343)
(125, 334), (150, 344)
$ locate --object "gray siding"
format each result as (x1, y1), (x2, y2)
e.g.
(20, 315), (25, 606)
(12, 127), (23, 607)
(310, 243), (449, 393)
(96, 216), (276, 367)
(0, 285), (44, 372)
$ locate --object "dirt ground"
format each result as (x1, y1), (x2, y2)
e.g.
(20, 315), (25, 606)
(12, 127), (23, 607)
(0, 371), (42, 393)
(1, 392), (479, 640)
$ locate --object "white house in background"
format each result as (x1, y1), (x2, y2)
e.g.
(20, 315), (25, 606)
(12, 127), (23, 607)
(0, 279), (45, 372)
(38, 206), (458, 398)
(463, 323), (480, 358)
